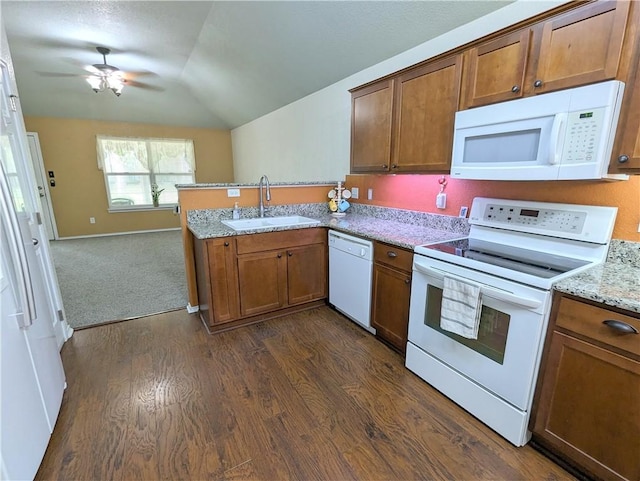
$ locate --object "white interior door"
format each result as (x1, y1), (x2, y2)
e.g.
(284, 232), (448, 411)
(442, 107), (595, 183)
(26, 132), (57, 240)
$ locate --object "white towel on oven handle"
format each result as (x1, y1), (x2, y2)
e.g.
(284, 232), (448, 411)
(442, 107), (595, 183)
(440, 276), (482, 339)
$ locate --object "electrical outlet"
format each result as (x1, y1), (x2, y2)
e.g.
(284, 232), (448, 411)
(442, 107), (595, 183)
(459, 206), (469, 218)
(227, 188), (240, 197)
(367, 188), (373, 200)
(351, 187), (359, 199)
(89, 217), (95, 224)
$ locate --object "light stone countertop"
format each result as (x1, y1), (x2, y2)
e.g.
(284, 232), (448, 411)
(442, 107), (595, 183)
(187, 203), (469, 250)
(553, 240), (640, 314)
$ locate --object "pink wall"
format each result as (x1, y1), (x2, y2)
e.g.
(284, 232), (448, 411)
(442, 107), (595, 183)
(346, 174), (640, 241)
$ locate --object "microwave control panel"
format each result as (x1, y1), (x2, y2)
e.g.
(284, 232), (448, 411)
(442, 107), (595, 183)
(561, 107), (606, 164)
(482, 204), (587, 233)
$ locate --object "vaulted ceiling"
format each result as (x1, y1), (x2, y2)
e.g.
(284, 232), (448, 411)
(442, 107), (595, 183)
(3, 1), (512, 130)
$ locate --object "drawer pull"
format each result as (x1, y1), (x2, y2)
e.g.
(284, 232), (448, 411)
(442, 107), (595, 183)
(387, 251), (397, 258)
(603, 320), (638, 334)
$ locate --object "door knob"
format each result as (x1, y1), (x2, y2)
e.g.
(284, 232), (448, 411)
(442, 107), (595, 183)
(618, 155), (629, 163)
(533, 80), (543, 88)
(511, 85), (520, 93)
(32, 238), (39, 246)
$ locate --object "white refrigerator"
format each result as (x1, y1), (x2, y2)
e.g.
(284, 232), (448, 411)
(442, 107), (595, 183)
(1, 45), (67, 480)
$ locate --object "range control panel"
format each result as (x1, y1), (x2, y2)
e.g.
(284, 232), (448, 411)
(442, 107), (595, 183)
(483, 204), (587, 233)
(468, 197), (617, 244)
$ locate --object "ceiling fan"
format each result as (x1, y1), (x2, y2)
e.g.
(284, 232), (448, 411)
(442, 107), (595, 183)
(36, 45), (163, 95)
(86, 46), (125, 96)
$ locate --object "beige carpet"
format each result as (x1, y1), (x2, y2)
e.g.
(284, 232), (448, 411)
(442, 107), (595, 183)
(49, 230), (188, 329)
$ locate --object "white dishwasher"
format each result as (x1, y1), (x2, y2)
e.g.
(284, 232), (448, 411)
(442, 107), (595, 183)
(328, 231), (375, 333)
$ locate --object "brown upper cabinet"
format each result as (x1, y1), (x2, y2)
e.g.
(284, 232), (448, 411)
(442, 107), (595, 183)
(350, 79), (394, 173)
(350, 53), (462, 174)
(461, 1), (631, 109)
(391, 55), (462, 173)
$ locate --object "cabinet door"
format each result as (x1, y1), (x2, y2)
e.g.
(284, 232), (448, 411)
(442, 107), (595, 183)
(350, 79), (393, 173)
(286, 243), (327, 306)
(610, 48), (640, 173)
(207, 239), (240, 324)
(462, 29), (532, 108)
(370, 263), (411, 352)
(391, 54), (462, 173)
(533, 332), (640, 481)
(237, 251), (286, 317)
(531, 0), (630, 94)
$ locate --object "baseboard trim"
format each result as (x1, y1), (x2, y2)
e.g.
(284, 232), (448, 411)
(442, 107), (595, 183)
(187, 303), (199, 313)
(57, 227), (181, 240)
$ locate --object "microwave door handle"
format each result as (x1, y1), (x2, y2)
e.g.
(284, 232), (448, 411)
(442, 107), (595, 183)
(548, 113), (567, 165)
(414, 263), (542, 309)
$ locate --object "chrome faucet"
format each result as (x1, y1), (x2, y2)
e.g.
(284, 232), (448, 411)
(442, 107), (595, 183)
(258, 174), (271, 217)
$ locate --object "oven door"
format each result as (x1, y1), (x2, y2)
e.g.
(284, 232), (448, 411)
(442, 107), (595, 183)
(408, 255), (551, 411)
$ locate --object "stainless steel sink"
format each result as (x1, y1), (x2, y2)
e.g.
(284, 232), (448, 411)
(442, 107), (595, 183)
(221, 215), (320, 231)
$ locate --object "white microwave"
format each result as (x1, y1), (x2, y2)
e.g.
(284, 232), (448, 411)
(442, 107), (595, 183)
(450, 81), (625, 181)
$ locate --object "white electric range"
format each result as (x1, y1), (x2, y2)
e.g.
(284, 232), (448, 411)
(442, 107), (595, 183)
(406, 197), (617, 446)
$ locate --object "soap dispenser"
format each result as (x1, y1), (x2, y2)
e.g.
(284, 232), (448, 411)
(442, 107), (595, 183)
(232, 202), (240, 220)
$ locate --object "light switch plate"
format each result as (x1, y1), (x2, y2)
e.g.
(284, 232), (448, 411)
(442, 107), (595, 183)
(227, 188), (240, 197)
(367, 188), (373, 200)
(351, 187), (359, 199)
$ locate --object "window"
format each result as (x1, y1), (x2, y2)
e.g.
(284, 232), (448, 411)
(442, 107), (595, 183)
(96, 135), (195, 209)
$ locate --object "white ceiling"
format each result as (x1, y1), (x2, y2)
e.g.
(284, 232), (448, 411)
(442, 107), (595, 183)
(2, 1), (512, 130)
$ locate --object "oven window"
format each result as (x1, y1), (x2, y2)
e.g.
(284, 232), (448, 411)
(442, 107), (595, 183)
(425, 285), (510, 364)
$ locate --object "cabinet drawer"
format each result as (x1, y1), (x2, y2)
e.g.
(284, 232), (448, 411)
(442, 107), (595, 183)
(236, 228), (326, 254)
(374, 241), (413, 272)
(556, 297), (640, 357)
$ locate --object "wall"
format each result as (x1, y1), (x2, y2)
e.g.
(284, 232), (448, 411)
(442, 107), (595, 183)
(346, 174), (640, 242)
(24, 116), (234, 237)
(231, 1), (567, 182)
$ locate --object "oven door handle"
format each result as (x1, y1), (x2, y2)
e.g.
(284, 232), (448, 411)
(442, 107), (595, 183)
(414, 263), (543, 309)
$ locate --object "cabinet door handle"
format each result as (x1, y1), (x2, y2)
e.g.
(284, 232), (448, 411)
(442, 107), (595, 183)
(277, 253), (282, 258)
(533, 79), (543, 88)
(404, 278), (411, 284)
(387, 251), (397, 258)
(511, 85), (520, 93)
(287, 251), (293, 257)
(618, 154), (629, 163)
(224, 241), (229, 247)
(391, 164), (398, 169)
(381, 164), (388, 170)
(603, 320), (638, 334)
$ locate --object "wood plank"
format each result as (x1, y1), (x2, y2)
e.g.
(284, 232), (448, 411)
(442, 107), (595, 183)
(36, 308), (576, 481)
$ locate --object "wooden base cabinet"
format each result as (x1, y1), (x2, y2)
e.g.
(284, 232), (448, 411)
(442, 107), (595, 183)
(370, 242), (413, 353)
(193, 237), (240, 326)
(194, 228), (328, 331)
(531, 294), (640, 481)
(236, 228), (327, 319)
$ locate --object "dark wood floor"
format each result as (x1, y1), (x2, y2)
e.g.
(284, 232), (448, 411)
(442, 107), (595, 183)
(36, 306), (574, 480)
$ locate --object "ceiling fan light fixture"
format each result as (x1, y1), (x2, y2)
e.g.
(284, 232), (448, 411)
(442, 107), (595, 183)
(86, 75), (103, 92)
(86, 47), (125, 97)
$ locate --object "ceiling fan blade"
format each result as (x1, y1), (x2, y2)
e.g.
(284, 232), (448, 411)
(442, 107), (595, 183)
(123, 79), (164, 92)
(36, 71), (85, 78)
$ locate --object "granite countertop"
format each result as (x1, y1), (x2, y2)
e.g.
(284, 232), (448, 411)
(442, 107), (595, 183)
(553, 240), (640, 314)
(187, 203), (469, 250)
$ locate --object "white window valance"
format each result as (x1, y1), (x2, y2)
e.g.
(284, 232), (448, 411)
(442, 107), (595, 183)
(96, 135), (196, 173)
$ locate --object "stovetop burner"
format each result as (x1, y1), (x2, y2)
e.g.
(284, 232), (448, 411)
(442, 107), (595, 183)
(422, 237), (591, 279)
